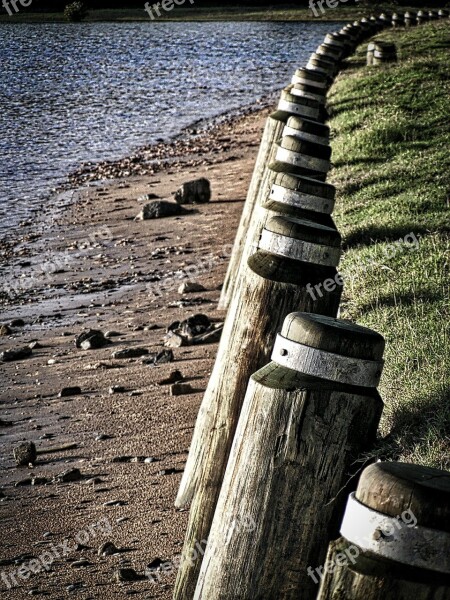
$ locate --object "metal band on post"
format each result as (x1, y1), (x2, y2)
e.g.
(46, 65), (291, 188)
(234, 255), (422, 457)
(277, 98), (319, 118)
(281, 125), (328, 145)
(341, 493), (450, 574)
(271, 335), (384, 387)
(275, 145), (330, 173)
(258, 229), (341, 267)
(269, 183), (334, 214)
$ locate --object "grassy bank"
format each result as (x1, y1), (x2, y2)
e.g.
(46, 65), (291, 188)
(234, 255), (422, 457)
(328, 21), (450, 469)
(0, 5), (432, 23)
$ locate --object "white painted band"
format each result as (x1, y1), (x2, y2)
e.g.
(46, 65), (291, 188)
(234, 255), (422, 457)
(291, 75), (328, 89)
(282, 125), (328, 146)
(306, 61), (334, 76)
(317, 47), (342, 59)
(269, 183), (334, 214)
(341, 493), (450, 574)
(275, 146), (330, 174)
(271, 336), (383, 387)
(277, 99), (319, 118)
(374, 50), (397, 58)
(324, 37), (346, 48)
(289, 87), (326, 105)
(258, 229), (340, 267)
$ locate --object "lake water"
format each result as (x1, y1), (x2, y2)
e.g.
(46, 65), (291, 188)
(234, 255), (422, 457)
(0, 21), (337, 236)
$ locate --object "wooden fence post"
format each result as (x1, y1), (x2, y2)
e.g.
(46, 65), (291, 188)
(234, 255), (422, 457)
(405, 11), (417, 27)
(174, 218), (343, 600)
(217, 90), (322, 311)
(193, 312), (385, 600)
(417, 10), (429, 25)
(317, 461), (450, 600)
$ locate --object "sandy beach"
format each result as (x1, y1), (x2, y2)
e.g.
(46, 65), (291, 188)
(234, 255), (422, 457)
(0, 105), (271, 599)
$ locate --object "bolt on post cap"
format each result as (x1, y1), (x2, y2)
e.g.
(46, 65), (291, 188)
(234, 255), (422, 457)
(256, 214), (340, 265)
(339, 462), (450, 574)
(254, 313), (385, 390)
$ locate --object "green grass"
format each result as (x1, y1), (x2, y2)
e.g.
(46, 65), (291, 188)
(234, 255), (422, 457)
(0, 4), (431, 23)
(328, 21), (450, 469)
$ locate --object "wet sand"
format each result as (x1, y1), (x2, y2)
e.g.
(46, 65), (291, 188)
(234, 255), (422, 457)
(0, 106), (270, 598)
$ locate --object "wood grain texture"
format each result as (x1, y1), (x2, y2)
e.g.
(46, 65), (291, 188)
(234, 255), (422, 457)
(317, 538), (450, 600)
(356, 462), (450, 532)
(194, 377), (383, 600)
(174, 262), (342, 599)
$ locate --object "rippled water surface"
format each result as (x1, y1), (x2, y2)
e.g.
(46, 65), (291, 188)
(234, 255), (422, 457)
(0, 21), (337, 233)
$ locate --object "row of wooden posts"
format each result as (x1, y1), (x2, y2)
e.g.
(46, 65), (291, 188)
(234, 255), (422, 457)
(172, 9), (450, 600)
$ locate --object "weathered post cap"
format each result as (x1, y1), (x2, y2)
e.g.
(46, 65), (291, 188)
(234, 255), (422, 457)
(340, 24), (362, 41)
(307, 54), (338, 77)
(290, 83), (326, 106)
(379, 12), (392, 22)
(274, 88), (320, 120)
(340, 462), (450, 574)
(291, 67), (329, 89)
(316, 43), (343, 60)
(254, 312), (385, 389)
(248, 215), (341, 286)
(324, 32), (352, 49)
(264, 171), (335, 215)
(271, 135), (331, 180)
(282, 115), (329, 145)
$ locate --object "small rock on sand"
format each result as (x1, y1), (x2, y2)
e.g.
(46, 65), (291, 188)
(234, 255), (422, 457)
(136, 201), (186, 220)
(59, 386), (82, 398)
(158, 370), (184, 385)
(54, 468), (83, 483)
(13, 442), (37, 467)
(0, 324), (11, 336)
(98, 541), (119, 556)
(174, 178), (211, 205)
(113, 567), (141, 582)
(76, 329), (109, 350)
(178, 281), (206, 294)
(112, 347), (149, 359)
(1, 347), (32, 362)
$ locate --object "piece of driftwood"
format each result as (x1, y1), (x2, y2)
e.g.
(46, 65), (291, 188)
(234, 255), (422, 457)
(317, 462), (450, 600)
(194, 313), (385, 600)
(173, 218), (343, 599)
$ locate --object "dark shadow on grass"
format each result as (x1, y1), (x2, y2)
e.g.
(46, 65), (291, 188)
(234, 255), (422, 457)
(375, 384), (450, 464)
(342, 225), (431, 249)
(333, 156), (387, 168)
(357, 289), (444, 313)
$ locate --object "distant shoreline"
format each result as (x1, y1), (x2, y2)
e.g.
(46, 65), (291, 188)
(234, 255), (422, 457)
(0, 5), (438, 24)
